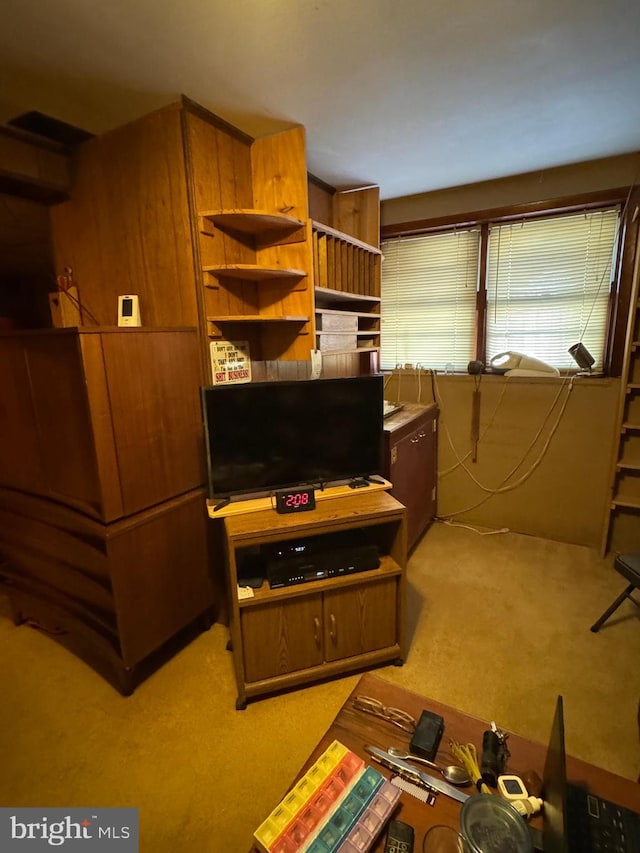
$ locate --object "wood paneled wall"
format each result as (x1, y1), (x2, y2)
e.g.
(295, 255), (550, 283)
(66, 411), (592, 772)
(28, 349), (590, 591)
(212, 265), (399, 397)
(49, 104), (198, 329)
(384, 369), (619, 549)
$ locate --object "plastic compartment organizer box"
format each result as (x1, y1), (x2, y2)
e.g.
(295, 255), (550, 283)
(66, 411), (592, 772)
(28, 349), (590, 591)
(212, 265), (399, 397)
(254, 740), (401, 853)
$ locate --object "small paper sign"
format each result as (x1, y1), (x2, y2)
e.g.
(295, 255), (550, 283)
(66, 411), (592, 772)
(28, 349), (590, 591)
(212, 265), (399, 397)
(210, 340), (251, 384)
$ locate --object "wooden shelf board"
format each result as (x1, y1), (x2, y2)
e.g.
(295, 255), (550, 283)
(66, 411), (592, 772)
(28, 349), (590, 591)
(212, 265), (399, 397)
(204, 264), (307, 281)
(315, 286), (381, 304)
(316, 330), (380, 337)
(621, 422), (640, 431)
(238, 557), (403, 608)
(316, 308), (380, 319)
(312, 220), (382, 255)
(617, 462), (640, 471)
(200, 209), (305, 235)
(207, 314), (308, 324)
(319, 347), (380, 355)
(612, 498), (640, 509)
(208, 477), (392, 519)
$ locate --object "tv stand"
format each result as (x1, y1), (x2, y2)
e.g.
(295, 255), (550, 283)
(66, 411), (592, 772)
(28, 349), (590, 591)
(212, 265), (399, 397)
(222, 491), (407, 709)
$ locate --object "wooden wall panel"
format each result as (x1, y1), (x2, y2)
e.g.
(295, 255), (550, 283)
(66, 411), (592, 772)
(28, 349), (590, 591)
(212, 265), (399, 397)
(251, 126), (309, 220)
(383, 369), (619, 549)
(49, 104), (198, 328)
(308, 177), (334, 225)
(99, 329), (206, 516)
(333, 187), (381, 248)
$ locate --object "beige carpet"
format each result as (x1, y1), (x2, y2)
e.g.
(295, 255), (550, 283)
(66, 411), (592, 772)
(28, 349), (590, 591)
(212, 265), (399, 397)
(1, 522), (639, 851)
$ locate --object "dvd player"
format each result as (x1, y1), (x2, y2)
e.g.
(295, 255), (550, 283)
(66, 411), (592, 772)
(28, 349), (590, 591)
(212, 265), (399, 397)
(264, 529), (380, 589)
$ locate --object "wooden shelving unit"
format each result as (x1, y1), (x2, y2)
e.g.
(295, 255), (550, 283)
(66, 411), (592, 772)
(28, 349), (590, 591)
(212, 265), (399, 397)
(602, 247), (640, 553)
(195, 126), (315, 363)
(312, 221), (381, 373)
(223, 490), (407, 709)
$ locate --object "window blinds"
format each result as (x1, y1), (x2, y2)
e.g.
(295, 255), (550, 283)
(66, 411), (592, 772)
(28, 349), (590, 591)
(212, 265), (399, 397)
(486, 208), (620, 370)
(380, 229), (480, 371)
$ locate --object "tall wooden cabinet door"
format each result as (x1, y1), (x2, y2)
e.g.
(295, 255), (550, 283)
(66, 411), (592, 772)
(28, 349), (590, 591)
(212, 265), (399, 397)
(389, 414), (437, 550)
(241, 595), (323, 683)
(323, 578), (397, 663)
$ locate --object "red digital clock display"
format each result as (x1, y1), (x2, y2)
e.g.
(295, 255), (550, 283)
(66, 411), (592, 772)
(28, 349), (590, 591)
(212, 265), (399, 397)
(275, 487), (316, 514)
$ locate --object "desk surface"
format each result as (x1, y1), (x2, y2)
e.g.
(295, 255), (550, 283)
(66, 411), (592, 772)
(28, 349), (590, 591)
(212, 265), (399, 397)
(250, 672), (640, 851)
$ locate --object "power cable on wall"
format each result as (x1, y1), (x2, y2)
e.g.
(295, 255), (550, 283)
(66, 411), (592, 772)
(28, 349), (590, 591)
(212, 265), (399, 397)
(434, 373), (575, 519)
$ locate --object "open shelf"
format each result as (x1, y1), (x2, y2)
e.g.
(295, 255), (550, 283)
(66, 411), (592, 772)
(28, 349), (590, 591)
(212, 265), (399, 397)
(318, 346), (379, 356)
(312, 220), (382, 255)
(200, 209), (305, 237)
(316, 307), (380, 320)
(207, 314), (309, 324)
(204, 264), (307, 282)
(315, 286), (380, 305)
(238, 557), (403, 608)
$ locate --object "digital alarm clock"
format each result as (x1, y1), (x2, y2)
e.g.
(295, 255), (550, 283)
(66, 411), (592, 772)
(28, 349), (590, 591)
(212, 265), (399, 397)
(274, 486), (316, 514)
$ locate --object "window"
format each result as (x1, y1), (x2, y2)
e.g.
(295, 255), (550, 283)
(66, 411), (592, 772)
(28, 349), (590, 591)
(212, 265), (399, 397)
(381, 228), (480, 370)
(381, 206), (620, 373)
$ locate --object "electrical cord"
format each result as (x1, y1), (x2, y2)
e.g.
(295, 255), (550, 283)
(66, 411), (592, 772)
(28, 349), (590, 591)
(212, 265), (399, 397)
(438, 519), (510, 536)
(449, 740), (492, 794)
(437, 372), (511, 477)
(436, 376), (575, 518)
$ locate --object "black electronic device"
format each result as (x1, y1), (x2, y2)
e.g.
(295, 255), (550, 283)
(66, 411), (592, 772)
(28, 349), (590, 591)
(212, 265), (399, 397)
(200, 375), (384, 500)
(541, 695), (640, 853)
(275, 486), (316, 514)
(263, 529), (380, 589)
(384, 819), (414, 853)
(408, 709), (444, 762)
(481, 730), (502, 787)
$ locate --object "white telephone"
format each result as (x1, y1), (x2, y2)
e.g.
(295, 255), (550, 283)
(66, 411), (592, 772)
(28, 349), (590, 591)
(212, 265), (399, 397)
(489, 351), (559, 377)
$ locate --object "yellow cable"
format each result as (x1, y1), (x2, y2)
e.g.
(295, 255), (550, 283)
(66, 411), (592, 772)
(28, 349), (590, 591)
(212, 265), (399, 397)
(449, 739), (492, 794)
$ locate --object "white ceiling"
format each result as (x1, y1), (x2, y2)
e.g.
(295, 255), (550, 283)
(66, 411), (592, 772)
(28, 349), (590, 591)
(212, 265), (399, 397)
(1, 0), (640, 200)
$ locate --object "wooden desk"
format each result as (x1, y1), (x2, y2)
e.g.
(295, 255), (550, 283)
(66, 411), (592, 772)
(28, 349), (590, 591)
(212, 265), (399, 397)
(250, 672), (640, 851)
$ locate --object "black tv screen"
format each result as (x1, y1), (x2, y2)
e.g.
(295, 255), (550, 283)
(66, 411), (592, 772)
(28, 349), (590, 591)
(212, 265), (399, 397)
(201, 375), (384, 499)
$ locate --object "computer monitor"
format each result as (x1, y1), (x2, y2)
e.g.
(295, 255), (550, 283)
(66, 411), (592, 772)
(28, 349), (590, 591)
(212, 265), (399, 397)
(542, 695), (569, 853)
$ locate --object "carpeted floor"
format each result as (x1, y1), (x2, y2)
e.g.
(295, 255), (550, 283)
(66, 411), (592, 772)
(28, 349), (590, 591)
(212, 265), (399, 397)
(1, 522), (639, 851)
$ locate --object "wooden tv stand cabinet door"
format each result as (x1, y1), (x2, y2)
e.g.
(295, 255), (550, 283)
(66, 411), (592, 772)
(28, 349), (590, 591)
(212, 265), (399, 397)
(384, 402), (438, 551)
(223, 491), (407, 709)
(323, 578), (397, 662)
(241, 595), (323, 683)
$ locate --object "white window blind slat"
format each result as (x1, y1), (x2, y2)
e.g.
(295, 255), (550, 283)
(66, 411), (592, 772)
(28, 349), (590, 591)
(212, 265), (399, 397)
(381, 229), (480, 371)
(486, 208), (619, 370)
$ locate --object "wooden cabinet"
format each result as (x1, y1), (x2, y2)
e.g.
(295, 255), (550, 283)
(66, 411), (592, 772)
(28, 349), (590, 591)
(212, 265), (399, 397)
(384, 403), (439, 551)
(0, 327), (205, 522)
(0, 486), (213, 694)
(223, 491), (407, 709)
(0, 327), (217, 693)
(50, 99), (382, 379)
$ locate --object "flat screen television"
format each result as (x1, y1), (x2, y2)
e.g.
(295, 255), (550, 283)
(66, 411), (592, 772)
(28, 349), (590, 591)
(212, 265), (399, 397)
(201, 375), (384, 499)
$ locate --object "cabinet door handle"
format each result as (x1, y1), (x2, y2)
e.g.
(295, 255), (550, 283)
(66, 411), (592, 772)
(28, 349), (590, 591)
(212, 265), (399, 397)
(329, 613), (337, 643)
(313, 616), (321, 647)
